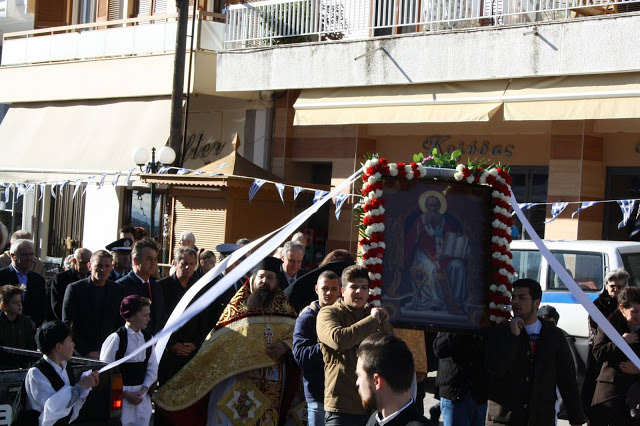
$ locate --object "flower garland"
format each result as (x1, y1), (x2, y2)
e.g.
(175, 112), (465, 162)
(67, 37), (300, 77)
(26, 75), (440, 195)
(359, 157), (516, 323)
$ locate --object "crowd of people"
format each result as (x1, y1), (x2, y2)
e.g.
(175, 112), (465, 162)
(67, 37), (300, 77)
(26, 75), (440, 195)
(1, 221), (640, 426)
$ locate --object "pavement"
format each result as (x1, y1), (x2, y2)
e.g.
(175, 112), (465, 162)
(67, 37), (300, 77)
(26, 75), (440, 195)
(421, 372), (570, 426)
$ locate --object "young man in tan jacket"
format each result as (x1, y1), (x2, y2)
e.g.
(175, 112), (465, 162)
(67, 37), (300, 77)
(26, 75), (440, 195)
(316, 265), (393, 426)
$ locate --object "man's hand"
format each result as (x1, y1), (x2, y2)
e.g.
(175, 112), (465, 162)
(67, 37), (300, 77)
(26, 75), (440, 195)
(266, 342), (289, 360)
(123, 390), (144, 405)
(370, 307), (389, 324)
(509, 317), (524, 336)
(620, 360), (640, 375)
(78, 370), (100, 389)
(170, 343), (197, 357)
(623, 332), (639, 344)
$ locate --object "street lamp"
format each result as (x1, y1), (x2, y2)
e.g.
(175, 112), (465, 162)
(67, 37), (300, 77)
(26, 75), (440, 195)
(132, 146), (176, 238)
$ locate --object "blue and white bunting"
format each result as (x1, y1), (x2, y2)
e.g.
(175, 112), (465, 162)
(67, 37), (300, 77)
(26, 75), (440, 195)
(72, 179), (82, 200)
(4, 184), (10, 201)
(50, 183), (57, 200)
(158, 166), (170, 174)
(97, 174), (107, 190)
(83, 176), (95, 194)
(571, 201), (599, 218)
(125, 168), (135, 185)
(193, 170), (205, 176)
(248, 179), (266, 202)
(39, 183), (46, 201)
(544, 202), (569, 224)
(59, 180), (69, 196)
(16, 184), (34, 198)
(617, 200), (636, 229)
(512, 203), (533, 216)
(313, 190), (329, 204)
(275, 183), (285, 203)
(334, 193), (350, 220)
(112, 171), (122, 186)
(293, 186), (302, 200)
(176, 168), (190, 175)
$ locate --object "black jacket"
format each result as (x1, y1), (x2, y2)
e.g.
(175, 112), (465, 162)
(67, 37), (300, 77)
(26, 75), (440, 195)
(0, 266), (49, 326)
(50, 268), (84, 320)
(117, 271), (166, 334)
(62, 277), (125, 356)
(486, 320), (586, 426)
(433, 332), (487, 403)
(366, 401), (434, 426)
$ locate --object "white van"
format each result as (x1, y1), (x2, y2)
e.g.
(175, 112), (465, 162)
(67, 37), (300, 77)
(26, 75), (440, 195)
(510, 240), (640, 366)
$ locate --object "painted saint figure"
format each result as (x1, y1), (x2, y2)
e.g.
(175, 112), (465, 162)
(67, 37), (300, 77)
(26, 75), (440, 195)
(404, 190), (468, 314)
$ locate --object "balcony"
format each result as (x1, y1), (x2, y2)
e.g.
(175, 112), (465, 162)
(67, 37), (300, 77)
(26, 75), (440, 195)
(223, 0), (640, 48)
(1, 11), (224, 66)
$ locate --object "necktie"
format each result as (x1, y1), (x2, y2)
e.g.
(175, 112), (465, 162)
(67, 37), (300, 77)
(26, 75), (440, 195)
(145, 281), (153, 302)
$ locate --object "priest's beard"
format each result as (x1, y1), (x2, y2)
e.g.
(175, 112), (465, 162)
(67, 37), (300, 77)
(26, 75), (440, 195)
(247, 285), (275, 310)
(359, 387), (377, 411)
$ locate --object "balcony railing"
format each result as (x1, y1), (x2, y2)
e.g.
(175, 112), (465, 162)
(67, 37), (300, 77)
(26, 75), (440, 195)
(1, 11), (225, 66)
(224, 0), (639, 48)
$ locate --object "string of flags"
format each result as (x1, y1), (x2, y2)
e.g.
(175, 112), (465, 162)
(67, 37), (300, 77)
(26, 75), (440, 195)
(519, 199), (640, 229)
(0, 166), (357, 220)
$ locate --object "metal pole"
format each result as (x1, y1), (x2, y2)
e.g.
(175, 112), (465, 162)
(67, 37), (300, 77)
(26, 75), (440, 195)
(169, 0), (190, 166)
(150, 148), (157, 239)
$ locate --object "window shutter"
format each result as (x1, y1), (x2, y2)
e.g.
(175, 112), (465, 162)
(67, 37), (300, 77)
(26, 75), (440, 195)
(172, 195), (227, 259)
(108, 0), (122, 20)
(228, 197), (294, 244)
(96, 0), (109, 21)
(34, 0), (70, 29)
(138, 0), (152, 16)
(153, 0), (167, 15)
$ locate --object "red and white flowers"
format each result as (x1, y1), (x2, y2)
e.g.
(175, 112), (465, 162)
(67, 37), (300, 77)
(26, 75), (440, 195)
(359, 157), (515, 323)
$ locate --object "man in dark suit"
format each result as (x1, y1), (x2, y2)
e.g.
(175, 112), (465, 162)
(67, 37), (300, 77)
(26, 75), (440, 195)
(357, 333), (433, 426)
(278, 240), (307, 291)
(117, 238), (166, 334)
(62, 249), (124, 359)
(106, 237), (133, 282)
(50, 247), (92, 320)
(0, 239), (49, 326)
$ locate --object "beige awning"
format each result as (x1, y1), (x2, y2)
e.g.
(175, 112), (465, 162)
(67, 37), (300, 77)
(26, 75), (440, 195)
(503, 73), (640, 121)
(0, 97), (172, 183)
(293, 81), (509, 126)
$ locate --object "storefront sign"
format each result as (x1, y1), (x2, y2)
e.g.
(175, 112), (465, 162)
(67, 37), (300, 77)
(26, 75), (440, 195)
(422, 135), (514, 158)
(184, 133), (227, 163)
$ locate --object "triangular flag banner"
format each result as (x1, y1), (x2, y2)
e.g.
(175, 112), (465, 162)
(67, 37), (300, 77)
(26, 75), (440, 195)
(72, 179), (82, 200)
(248, 179), (266, 202)
(544, 202), (569, 224)
(125, 168), (135, 185)
(97, 174), (107, 190)
(193, 170), (205, 176)
(4, 184), (11, 201)
(16, 184), (26, 198)
(158, 166), (170, 174)
(59, 180), (69, 196)
(112, 171), (122, 186)
(293, 186), (303, 200)
(571, 201), (599, 218)
(313, 190), (329, 204)
(334, 193), (349, 220)
(177, 168), (189, 175)
(39, 183), (46, 201)
(50, 183), (57, 200)
(83, 176), (96, 194)
(210, 172), (222, 177)
(618, 200), (636, 229)
(17, 184), (34, 198)
(513, 203), (534, 216)
(275, 183), (285, 203)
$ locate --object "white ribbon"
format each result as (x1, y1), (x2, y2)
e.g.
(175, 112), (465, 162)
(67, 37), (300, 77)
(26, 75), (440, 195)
(97, 166), (364, 373)
(510, 190), (640, 369)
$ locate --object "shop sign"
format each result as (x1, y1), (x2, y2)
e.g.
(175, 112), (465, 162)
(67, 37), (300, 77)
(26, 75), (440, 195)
(184, 133), (227, 163)
(422, 135), (514, 158)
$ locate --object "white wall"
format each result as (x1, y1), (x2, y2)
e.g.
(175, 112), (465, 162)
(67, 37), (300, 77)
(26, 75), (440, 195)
(82, 185), (122, 252)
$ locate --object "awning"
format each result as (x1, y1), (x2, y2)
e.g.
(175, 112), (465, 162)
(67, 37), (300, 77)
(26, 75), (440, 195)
(293, 81), (509, 126)
(0, 97), (172, 183)
(503, 73), (640, 121)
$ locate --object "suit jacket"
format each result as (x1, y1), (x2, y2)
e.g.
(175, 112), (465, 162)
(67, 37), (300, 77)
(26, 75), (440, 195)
(0, 266), (49, 326)
(366, 401), (434, 426)
(117, 271), (166, 334)
(277, 266), (307, 292)
(0, 252), (45, 276)
(62, 277), (125, 356)
(109, 269), (130, 282)
(50, 268), (85, 320)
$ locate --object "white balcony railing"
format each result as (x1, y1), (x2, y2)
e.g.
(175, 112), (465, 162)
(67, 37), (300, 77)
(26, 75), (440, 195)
(224, 0), (640, 48)
(1, 11), (225, 66)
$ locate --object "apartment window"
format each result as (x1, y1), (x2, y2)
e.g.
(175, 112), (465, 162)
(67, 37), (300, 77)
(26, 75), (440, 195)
(510, 166), (549, 240)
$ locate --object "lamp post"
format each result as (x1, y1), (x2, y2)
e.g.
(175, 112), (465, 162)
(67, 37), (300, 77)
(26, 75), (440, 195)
(132, 146), (176, 239)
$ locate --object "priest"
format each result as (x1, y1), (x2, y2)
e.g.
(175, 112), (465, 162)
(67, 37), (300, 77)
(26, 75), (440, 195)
(154, 256), (301, 426)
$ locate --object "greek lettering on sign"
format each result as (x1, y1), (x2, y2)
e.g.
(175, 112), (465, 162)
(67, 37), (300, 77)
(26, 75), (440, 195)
(422, 135), (514, 158)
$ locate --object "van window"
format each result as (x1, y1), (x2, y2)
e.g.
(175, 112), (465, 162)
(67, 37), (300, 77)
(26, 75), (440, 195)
(622, 253), (640, 288)
(547, 251), (603, 292)
(512, 250), (541, 281)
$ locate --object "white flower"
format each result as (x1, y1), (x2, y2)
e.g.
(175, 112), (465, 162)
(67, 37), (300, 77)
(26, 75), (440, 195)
(466, 176), (475, 184)
(488, 168), (499, 177)
(454, 171), (464, 181)
(495, 317), (506, 324)
(374, 189), (383, 198)
(479, 173), (487, 185)
(367, 173), (381, 184)
(456, 164), (465, 172)
(417, 166), (427, 178)
(490, 284), (498, 292)
(490, 315), (497, 322)
(369, 273), (382, 280)
(490, 302), (497, 309)
(363, 257), (383, 265)
(370, 287), (382, 296)
(388, 164), (398, 176)
(371, 300), (381, 307)
(493, 206), (510, 216)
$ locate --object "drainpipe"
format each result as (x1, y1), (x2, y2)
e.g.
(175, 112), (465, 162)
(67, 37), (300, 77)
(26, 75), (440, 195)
(169, 0), (190, 167)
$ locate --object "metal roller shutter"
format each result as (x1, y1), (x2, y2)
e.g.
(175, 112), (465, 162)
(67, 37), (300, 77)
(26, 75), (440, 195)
(173, 196), (227, 258)
(228, 197), (294, 244)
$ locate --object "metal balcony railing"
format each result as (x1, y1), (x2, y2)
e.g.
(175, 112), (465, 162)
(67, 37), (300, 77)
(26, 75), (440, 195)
(224, 0), (639, 48)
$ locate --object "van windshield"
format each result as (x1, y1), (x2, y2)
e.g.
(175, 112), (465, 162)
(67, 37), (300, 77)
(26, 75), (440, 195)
(622, 253), (640, 288)
(547, 251), (604, 292)
(512, 250), (542, 281)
